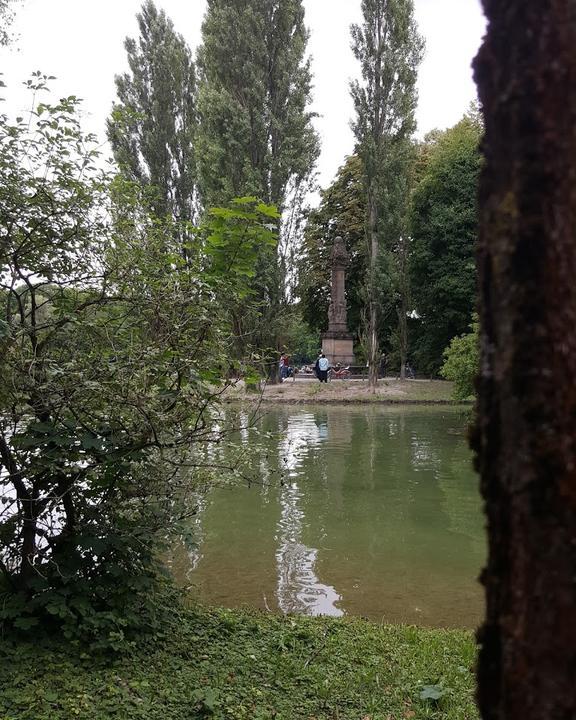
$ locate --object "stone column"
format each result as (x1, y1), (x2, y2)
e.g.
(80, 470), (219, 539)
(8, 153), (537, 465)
(321, 237), (355, 366)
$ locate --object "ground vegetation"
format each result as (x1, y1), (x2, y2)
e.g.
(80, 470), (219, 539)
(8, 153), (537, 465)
(0, 606), (478, 720)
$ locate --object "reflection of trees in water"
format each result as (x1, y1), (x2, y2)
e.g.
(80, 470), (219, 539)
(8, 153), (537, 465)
(275, 481), (343, 616)
(167, 491), (209, 586)
(175, 407), (483, 625)
(278, 412), (320, 476)
(438, 450), (485, 557)
(184, 492), (209, 572)
(304, 409), (482, 624)
(275, 413), (342, 616)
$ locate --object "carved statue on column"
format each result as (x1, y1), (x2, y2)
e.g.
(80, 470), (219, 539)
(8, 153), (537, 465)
(322, 236), (355, 366)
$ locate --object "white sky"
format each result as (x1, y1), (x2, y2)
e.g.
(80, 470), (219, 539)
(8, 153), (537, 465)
(0, 0), (486, 189)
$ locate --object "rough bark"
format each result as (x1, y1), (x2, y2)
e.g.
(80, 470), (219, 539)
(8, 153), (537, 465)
(367, 193), (380, 390)
(473, 2), (576, 718)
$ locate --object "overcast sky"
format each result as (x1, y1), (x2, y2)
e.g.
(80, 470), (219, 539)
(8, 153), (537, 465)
(0, 0), (486, 189)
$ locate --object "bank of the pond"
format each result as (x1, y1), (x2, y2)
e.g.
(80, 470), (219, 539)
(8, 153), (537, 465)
(0, 607), (479, 720)
(227, 378), (473, 406)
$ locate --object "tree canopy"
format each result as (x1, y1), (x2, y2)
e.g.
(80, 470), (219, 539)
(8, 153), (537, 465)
(107, 0), (198, 229)
(409, 109), (482, 374)
(350, 0), (424, 384)
(0, 0), (18, 46)
(0, 81), (276, 647)
(196, 0), (319, 210)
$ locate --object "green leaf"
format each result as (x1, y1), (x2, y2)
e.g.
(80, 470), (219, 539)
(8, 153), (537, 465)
(255, 202), (280, 218)
(420, 684), (446, 701)
(81, 433), (102, 450)
(13, 617), (40, 630)
(29, 422), (57, 434)
(231, 196), (258, 205)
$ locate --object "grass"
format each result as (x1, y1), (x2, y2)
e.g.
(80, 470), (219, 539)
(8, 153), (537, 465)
(255, 378), (468, 404)
(0, 606), (479, 720)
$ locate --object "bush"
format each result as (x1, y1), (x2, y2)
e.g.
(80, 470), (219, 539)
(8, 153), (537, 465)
(440, 316), (479, 400)
(0, 80), (276, 650)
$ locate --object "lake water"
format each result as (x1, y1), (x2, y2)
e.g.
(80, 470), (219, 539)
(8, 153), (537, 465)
(170, 405), (485, 629)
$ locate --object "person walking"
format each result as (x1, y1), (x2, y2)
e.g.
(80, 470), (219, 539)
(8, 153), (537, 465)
(317, 353), (330, 383)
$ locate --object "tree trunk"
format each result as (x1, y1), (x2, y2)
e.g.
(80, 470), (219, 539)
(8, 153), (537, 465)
(367, 192), (380, 391)
(398, 232), (410, 381)
(473, 2), (576, 718)
(397, 304), (407, 381)
(19, 506), (37, 587)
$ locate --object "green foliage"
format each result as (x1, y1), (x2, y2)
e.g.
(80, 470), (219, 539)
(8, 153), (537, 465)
(440, 316), (479, 400)
(410, 109), (482, 374)
(0, 606), (479, 719)
(0, 0), (18, 46)
(275, 307), (320, 364)
(196, 0), (319, 208)
(196, 0), (320, 370)
(107, 0), (198, 228)
(203, 198), (279, 290)
(0, 81), (270, 650)
(350, 0), (425, 383)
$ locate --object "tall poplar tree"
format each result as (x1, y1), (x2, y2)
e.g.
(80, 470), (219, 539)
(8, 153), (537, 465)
(0, 0), (18, 46)
(197, 0), (319, 209)
(197, 0), (320, 371)
(350, 0), (423, 387)
(107, 1), (198, 230)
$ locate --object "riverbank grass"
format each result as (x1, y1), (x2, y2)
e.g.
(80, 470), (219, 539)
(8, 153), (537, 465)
(236, 378), (468, 404)
(1, 606), (478, 720)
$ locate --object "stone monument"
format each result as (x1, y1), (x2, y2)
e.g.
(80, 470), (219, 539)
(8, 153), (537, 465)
(321, 236), (355, 366)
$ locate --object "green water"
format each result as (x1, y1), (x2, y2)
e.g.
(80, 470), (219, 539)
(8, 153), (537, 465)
(171, 405), (485, 628)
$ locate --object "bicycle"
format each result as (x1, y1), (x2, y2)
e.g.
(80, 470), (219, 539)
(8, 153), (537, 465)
(329, 365), (351, 380)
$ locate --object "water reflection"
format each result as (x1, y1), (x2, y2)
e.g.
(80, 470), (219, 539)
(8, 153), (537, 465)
(278, 412), (321, 476)
(274, 413), (342, 616)
(276, 481), (343, 616)
(175, 405), (485, 628)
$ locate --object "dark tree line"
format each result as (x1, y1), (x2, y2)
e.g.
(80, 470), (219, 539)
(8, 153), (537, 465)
(410, 110), (482, 374)
(298, 111), (481, 374)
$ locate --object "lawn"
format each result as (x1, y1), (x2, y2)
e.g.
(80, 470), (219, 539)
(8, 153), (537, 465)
(0, 606), (479, 720)
(248, 378), (470, 405)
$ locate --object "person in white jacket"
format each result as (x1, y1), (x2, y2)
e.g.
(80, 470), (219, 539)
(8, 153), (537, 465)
(317, 353), (330, 383)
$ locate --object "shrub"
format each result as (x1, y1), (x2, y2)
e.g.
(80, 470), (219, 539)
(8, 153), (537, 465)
(440, 316), (479, 400)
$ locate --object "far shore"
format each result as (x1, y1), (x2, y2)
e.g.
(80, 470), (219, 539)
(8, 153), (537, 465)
(227, 376), (473, 405)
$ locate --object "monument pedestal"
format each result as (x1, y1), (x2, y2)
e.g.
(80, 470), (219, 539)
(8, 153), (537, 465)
(322, 235), (356, 367)
(322, 330), (355, 367)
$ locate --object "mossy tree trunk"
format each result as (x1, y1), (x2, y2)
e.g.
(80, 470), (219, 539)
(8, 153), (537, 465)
(473, 2), (576, 718)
